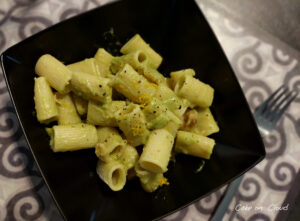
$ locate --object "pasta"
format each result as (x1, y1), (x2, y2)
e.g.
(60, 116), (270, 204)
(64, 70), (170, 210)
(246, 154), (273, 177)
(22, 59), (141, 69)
(55, 93), (81, 125)
(135, 162), (164, 192)
(155, 84), (189, 117)
(95, 127), (126, 162)
(181, 108), (219, 136)
(119, 144), (139, 170)
(33, 33), (219, 192)
(34, 77), (58, 124)
(94, 48), (114, 77)
(111, 50), (165, 84)
(172, 72), (214, 108)
(72, 93), (88, 116)
(96, 160), (127, 191)
(115, 103), (150, 147)
(112, 63), (157, 104)
(67, 58), (100, 76)
(35, 54), (71, 94)
(139, 129), (174, 173)
(175, 131), (215, 159)
(48, 123), (98, 152)
(87, 100), (126, 126)
(71, 71), (112, 103)
(169, 69), (195, 89)
(142, 98), (182, 130)
(163, 120), (182, 138)
(120, 34), (162, 69)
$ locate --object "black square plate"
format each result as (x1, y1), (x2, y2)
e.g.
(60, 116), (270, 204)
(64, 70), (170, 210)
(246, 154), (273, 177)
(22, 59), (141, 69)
(1, 0), (265, 220)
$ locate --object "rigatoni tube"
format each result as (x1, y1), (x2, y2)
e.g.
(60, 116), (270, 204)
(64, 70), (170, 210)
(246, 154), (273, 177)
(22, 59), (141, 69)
(184, 108), (219, 136)
(87, 101), (126, 127)
(112, 64), (157, 104)
(95, 127), (126, 163)
(169, 69), (195, 89)
(96, 160), (126, 191)
(139, 129), (174, 173)
(142, 98), (182, 130)
(55, 93), (81, 125)
(71, 71), (112, 103)
(155, 84), (189, 118)
(35, 54), (71, 94)
(110, 50), (149, 74)
(120, 34), (162, 69)
(72, 93), (88, 116)
(173, 75), (214, 108)
(163, 120), (181, 138)
(49, 123), (97, 152)
(141, 65), (165, 85)
(119, 144), (139, 170)
(34, 77), (58, 124)
(67, 58), (100, 76)
(115, 103), (150, 147)
(135, 162), (163, 192)
(94, 48), (114, 77)
(110, 50), (165, 85)
(175, 131), (215, 159)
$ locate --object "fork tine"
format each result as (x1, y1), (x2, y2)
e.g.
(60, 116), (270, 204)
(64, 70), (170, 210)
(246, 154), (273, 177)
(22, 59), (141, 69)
(272, 91), (299, 123)
(255, 85), (285, 114)
(269, 90), (293, 119)
(264, 86), (289, 117)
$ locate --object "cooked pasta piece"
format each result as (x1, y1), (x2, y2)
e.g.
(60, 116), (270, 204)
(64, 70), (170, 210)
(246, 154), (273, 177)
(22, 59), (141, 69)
(139, 129), (174, 173)
(87, 100), (126, 126)
(95, 127), (126, 163)
(110, 50), (165, 85)
(120, 34), (162, 69)
(112, 64), (157, 104)
(96, 160), (126, 191)
(173, 74), (214, 108)
(142, 98), (182, 130)
(169, 69), (195, 89)
(72, 93), (88, 116)
(35, 54), (71, 94)
(135, 162), (164, 192)
(163, 120), (182, 138)
(182, 108), (219, 136)
(71, 71), (112, 103)
(34, 77), (58, 124)
(141, 66), (166, 85)
(110, 50), (148, 74)
(67, 58), (100, 76)
(175, 131), (215, 159)
(115, 103), (150, 147)
(94, 48), (114, 77)
(119, 144), (139, 170)
(55, 93), (81, 125)
(155, 84), (189, 117)
(49, 123), (97, 152)
(181, 109), (198, 130)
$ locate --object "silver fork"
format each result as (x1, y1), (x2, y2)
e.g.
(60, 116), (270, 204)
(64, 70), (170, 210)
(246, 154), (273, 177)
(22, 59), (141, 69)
(254, 85), (298, 137)
(211, 85), (299, 221)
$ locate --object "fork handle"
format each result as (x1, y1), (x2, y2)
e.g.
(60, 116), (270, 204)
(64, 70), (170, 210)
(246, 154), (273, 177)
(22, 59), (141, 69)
(210, 175), (244, 221)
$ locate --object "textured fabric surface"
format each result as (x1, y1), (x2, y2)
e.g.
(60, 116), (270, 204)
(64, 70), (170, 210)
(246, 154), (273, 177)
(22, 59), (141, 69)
(0, 0), (299, 220)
